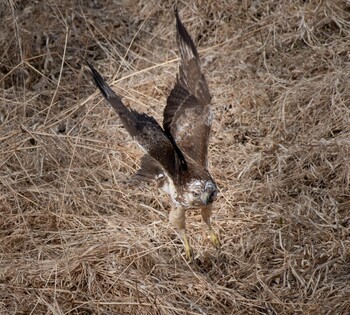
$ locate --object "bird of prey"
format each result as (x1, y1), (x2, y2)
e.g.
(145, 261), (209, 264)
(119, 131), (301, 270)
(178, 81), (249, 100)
(87, 8), (220, 260)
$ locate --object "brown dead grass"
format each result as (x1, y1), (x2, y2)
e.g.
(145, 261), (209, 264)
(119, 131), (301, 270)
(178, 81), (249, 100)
(1, 0), (350, 314)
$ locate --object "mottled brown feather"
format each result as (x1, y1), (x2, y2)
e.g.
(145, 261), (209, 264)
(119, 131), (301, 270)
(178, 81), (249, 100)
(163, 9), (212, 168)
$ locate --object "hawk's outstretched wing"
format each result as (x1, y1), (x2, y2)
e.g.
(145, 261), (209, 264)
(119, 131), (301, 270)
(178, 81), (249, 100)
(87, 62), (187, 182)
(163, 8), (212, 168)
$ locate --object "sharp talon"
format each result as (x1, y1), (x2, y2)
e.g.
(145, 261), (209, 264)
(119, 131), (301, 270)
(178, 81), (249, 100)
(185, 245), (194, 261)
(210, 231), (221, 249)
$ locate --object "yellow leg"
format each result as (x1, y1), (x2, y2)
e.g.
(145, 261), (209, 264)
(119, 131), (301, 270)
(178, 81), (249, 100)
(182, 232), (193, 261)
(209, 230), (221, 249)
(169, 206), (193, 260)
(201, 206), (221, 249)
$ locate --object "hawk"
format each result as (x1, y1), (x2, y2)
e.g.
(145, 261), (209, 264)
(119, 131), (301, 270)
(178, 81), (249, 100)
(87, 8), (220, 260)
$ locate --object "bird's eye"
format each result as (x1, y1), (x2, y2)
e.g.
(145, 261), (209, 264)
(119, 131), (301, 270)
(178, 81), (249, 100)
(193, 192), (200, 197)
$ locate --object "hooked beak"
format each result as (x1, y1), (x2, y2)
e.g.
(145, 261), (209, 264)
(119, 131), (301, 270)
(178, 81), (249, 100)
(200, 191), (213, 206)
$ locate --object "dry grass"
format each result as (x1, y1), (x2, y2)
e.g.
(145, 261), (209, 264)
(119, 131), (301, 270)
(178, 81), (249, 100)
(1, 0), (350, 314)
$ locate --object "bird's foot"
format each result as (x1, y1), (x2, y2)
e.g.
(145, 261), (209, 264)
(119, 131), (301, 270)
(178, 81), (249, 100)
(183, 235), (194, 262)
(210, 231), (221, 249)
(184, 244), (194, 262)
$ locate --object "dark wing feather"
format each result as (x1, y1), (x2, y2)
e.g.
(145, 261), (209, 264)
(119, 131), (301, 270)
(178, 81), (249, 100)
(87, 62), (186, 182)
(163, 8), (212, 168)
(134, 154), (164, 182)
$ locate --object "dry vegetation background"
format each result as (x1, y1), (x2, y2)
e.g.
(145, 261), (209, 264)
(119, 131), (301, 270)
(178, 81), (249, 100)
(1, 0), (350, 314)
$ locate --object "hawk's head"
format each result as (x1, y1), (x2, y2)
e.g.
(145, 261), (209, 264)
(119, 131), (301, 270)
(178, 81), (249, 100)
(180, 179), (217, 208)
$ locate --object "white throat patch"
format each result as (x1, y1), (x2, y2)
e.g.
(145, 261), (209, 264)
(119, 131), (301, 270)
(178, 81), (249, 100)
(158, 176), (179, 206)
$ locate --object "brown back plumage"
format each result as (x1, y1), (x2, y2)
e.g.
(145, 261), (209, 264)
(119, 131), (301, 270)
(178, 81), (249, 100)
(163, 8), (212, 168)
